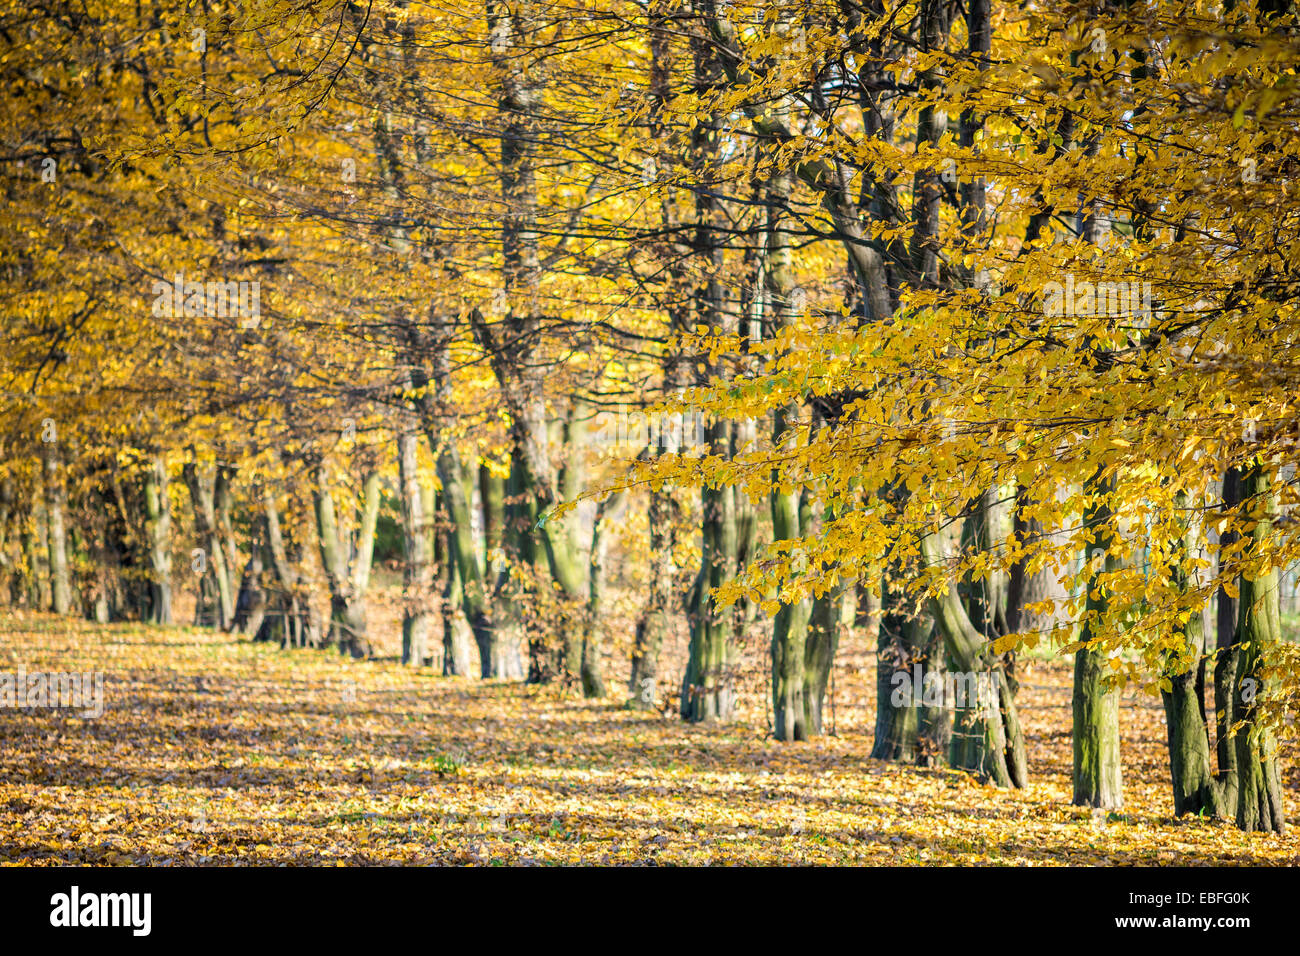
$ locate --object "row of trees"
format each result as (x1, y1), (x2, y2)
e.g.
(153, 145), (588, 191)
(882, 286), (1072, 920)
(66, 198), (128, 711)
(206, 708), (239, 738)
(2, 0), (1296, 832)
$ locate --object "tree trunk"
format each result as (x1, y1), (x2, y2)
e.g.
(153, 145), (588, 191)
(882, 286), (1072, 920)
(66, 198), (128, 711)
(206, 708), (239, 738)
(556, 408), (589, 688)
(628, 5), (687, 711)
(233, 553), (267, 639)
(960, 488), (1009, 636)
(682, 473), (738, 723)
(1213, 467), (1242, 811)
(1161, 490), (1221, 817)
(312, 462), (378, 659)
(871, 568), (946, 763)
(436, 443), (518, 678)
(398, 423), (434, 666)
(0, 478), (14, 604)
(803, 584), (844, 739)
(768, 409), (810, 738)
(680, 16), (737, 724)
(41, 440), (72, 615)
(630, 484), (672, 708)
(1005, 483), (1060, 640)
(441, 532), (477, 676)
(764, 163), (815, 741)
(182, 460), (234, 629)
(580, 492), (622, 698)
(1231, 464), (1286, 833)
(921, 530), (1027, 787)
(1072, 472), (1123, 809)
(143, 454), (172, 625)
(771, 592), (811, 740)
(479, 463), (505, 581)
(21, 491), (48, 608)
(261, 486), (316, 648)
(214, 463), (240, 619)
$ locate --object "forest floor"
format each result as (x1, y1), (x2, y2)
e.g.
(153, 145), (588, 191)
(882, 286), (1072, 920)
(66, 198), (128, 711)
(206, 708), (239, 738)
(1, 608), (1298, 865)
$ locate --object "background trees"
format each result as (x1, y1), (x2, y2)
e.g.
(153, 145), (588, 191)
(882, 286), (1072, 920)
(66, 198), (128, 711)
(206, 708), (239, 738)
(2, 0), (1298, 833)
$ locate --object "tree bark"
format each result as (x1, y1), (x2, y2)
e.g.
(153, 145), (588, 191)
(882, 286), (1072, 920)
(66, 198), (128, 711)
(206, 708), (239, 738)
(41, 440), (72, 615)
(182, 459), (234, 629)
(142, 454), (172, 625)
(682, 474), (739, 722)
(1072, 472), (1123, 809)
(1214, 467), (1242, 811)
(1161, 489), (1221, 817)
(580, 491), (622, 698)
(312, 462), (377, 659)
(872, 568), (947, 763)
(1230, 464), (1286, 832)
(630, 482), (673, 708)
(921, 530), (1027, 787)
(261, 485), (317, 648)
(398, 421), (434, 666)
(435, 442), (519, 678)
(803, 584), (844, 739)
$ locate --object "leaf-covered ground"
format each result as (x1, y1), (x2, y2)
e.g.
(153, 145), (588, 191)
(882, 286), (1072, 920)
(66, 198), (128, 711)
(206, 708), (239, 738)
(1, 609), (1297, 865)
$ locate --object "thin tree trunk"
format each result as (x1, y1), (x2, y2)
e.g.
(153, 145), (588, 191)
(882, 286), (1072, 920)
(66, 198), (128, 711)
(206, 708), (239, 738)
(1072, 472), (1123, 809)
(628, 2), (686, 711)
(630, 482), (673, 708)
(214, 463), (240, 616)
(580, 491), (622, 698)
(143, 454), (172, 625)
(680, 13), (738, 724)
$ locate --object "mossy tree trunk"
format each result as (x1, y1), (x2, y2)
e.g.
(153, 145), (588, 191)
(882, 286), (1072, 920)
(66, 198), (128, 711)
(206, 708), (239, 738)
(871, 566), (946, 763)
(312, 462), (379, 659)
(764, 165), (813, 740)
(921, 530), (1027, 787)
(630, 482), (673, 708)
(1213, 467), (1242, 812)
(1230, 464), (1286, 833)
(1072, 471), (1123, 810)
(682, 470), (739, 723)
(555, 408), (590, 688)
(803, 582), (844, 738)
(1160, 489), (1222, 818)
